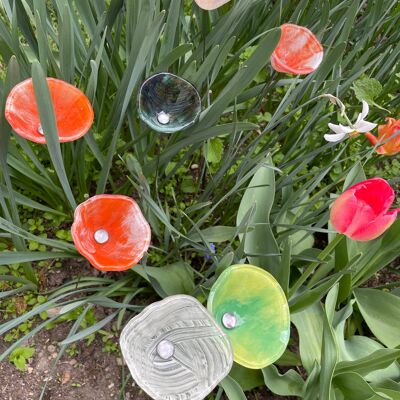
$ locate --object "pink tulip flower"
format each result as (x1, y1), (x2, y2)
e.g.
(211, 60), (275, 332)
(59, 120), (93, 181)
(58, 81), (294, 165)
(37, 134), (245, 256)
(330, 178), (400, 241)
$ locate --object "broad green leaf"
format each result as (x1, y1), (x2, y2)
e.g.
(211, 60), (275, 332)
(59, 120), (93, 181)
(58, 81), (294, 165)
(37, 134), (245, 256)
(354, 288), (400, 348)
(205, 137), (224, 164)
(291, 302), (323, 373)
(229, 363), (264, 391)
(236, 155), (280, 277)
(262, 365), (304, 397)
(352, 76), (383, 105)
(134, 262), (195, 298)
(219, 376), (247, 400)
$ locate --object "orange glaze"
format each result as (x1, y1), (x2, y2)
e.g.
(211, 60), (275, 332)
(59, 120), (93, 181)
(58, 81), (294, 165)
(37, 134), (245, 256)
(5, 78), (94, 143)
(71, 195), (151, 272)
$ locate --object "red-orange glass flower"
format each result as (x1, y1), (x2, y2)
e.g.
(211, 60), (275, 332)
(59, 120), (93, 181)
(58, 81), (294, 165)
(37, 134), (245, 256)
(271, 24), (323, 75)
(365, 118), (400, 155)
(330, 178), (400, 241)
(71, 195), (151, 272)
(5, 77), (94, 144)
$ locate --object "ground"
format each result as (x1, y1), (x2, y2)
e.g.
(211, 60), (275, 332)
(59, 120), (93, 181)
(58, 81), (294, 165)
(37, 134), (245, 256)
(0, 261), (299, 400)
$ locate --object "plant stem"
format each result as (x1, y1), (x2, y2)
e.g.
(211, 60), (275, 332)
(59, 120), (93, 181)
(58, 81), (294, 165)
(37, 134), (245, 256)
(288, 234), (344, 298)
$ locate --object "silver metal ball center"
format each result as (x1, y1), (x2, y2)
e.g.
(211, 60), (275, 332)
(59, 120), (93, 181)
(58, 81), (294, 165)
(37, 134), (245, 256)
(157, 339), (174, 360)
(38, 124), (44, 135)
(157, 111), (170, 125)
(222, 312), (237, 329)
(94, 229), (109, 244)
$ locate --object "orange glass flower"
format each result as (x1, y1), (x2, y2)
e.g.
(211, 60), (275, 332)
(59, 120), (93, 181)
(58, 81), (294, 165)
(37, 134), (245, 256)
(5, 78), (94, 144)
(271, 24), (323, 75)
(71, 195), (151, 272)
(365, 118), (400, 155)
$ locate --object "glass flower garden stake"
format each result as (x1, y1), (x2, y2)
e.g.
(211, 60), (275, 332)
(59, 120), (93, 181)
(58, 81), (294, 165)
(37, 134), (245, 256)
(208, 264), (290, 369)
(330, 178), (400, 241)
(365, 118), (400, 155)
(5, 78), (94, 143)
(71, 195), (151, 271)
(271, 24), (323, 75)
(194, 0), (231, 10)
(120, 295), (233, 400)
(138, 72), (201, 133)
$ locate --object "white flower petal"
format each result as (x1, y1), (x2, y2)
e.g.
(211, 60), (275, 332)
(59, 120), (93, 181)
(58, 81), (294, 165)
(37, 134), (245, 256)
(324, 132), (348, 142)
(355, 101), (370, 125)
(328, 123), (353, 135)
(354, 120), (377, 133)
(360, 100), (369, 120)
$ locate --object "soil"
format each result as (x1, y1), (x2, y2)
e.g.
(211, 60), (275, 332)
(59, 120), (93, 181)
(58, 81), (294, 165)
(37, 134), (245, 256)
(0, 319), (296, 400)
(0, 261), (298, 400)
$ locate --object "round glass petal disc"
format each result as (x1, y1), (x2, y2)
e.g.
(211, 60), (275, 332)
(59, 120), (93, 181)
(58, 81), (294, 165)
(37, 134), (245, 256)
(138, 73), (201, 133)
(120, 295), (233, 400)
(208, 264), (290, 369)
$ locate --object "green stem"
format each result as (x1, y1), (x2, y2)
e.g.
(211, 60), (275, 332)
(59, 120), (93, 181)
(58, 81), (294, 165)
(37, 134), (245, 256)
(288, 234), (344, 298)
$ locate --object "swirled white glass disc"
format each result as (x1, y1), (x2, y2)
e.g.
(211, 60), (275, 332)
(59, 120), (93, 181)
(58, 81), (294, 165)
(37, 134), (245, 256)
(120, 295), (233, 400)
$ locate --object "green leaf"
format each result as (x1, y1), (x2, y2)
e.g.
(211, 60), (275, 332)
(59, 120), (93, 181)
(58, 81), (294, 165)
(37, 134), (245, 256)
(31, 61), (77, 210)
(335, 349), (400, 378)
(219, 376), (247, 400)
(291, 301), (323, 373)
(354, 288), (400, 348)
(236, 155), (280, 277)
(205, 137), (224, 164)
(334, 372), (390, 400)
(262, 365), (304, 397)
(352, 76), (382, 105)
(134, 262), (195, 298)
(229, 363), (264, 391)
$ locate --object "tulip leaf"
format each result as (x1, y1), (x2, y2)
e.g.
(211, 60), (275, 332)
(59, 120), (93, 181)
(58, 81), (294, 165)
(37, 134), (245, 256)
(354, 288), (400, 348)
(134, 262), (195, 298)
(236, 155), (280, 277)
(229, 363), (264, 391)
(291, 302), (323, 373)
(334, 372), (390, 400)
(219, 376), (247, 400)
(262, 365), (304, 397)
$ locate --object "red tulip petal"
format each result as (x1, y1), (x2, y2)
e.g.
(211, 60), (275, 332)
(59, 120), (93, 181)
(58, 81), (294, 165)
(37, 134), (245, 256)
(351, 178), (394, 215)
(330, 190), (360, 234)
(347, 210), (398, 241)
(271, 24), (323, 75)
(5, 78), (94, 144)
(71, 195), (151, 272)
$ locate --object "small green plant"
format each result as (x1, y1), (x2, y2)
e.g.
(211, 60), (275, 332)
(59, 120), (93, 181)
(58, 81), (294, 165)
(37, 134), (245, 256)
(9, 346), (35, 371)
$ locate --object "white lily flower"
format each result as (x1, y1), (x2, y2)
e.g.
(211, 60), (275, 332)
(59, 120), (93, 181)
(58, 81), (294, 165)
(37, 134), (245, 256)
(324, 100), (377, 142)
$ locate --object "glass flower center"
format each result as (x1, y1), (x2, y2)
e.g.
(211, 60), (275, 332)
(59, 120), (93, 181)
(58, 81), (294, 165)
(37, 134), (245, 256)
(157, 111), (170, 125)
(94, 229), (109, 244)
(156, 339), (175, 360)
(222, 312), (237, 329)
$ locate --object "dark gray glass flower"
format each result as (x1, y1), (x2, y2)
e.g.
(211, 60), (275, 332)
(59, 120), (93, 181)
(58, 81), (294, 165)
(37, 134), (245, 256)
(138, 73), (201, 133)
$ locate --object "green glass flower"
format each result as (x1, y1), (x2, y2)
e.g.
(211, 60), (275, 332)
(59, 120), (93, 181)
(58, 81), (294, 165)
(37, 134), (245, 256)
(208, 264), (290, 369)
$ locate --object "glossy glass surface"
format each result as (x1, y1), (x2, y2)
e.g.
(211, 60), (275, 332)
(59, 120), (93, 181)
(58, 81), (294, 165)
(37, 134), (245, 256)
(71, 195), (151, 271)
(194, 0), (231, 10)
(138, 73), (201, 133)
(120, 295), (233, 400)
(271, 24), (323, 75)
(5, 78), (94, 143)
(208, 264), (290, 369)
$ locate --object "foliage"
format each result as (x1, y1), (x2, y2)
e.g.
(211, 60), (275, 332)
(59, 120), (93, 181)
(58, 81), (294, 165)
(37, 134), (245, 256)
(8, 346), (35, 371)
(0, 0), (399, 399)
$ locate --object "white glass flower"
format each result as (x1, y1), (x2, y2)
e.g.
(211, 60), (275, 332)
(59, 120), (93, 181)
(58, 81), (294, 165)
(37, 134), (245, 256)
(324, 100), (377, 142)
